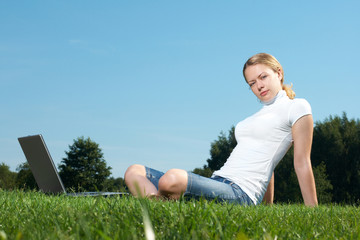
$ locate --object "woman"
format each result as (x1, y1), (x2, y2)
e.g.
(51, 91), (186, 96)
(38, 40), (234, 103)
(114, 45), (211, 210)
(124, 53), (318, 206)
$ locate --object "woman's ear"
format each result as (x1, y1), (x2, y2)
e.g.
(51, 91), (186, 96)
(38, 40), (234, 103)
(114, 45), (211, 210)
(277, 68), (283, 81)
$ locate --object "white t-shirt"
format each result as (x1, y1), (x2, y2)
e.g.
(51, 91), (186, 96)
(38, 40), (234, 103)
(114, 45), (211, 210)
(212, 90), (312, 205)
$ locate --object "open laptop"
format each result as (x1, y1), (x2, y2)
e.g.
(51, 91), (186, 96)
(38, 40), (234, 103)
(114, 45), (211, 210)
(18, 134), (128, 197)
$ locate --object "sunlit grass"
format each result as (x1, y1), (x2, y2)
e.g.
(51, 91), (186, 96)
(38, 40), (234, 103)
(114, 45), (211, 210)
(0, 190), (359, 239)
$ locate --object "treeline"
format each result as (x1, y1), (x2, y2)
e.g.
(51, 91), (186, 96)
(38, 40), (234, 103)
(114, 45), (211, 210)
(1, 113), (359, 204)
(194, 113), (360, 204)
(0, 136), (126, 192)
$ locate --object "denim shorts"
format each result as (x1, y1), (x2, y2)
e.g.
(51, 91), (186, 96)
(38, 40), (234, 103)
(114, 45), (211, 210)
(145, 167), (254, 206)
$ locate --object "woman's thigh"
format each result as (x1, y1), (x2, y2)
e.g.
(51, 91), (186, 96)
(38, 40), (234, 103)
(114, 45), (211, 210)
(185, 172), (254, 205)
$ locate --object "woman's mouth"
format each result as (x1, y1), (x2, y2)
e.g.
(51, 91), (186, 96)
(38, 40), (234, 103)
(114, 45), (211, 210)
(260, 90), (269, 97)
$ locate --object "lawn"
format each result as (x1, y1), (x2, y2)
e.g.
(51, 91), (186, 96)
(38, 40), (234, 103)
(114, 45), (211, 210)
(0, 190), (358, 239)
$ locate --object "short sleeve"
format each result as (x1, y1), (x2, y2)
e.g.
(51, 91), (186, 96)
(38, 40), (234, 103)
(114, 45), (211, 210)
(288, 99), (312, 126)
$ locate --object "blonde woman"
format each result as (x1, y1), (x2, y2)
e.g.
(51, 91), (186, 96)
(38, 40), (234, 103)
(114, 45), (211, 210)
(124, 53), (318, 206)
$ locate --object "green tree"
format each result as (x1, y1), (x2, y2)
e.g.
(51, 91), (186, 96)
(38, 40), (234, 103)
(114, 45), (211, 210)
(206, 126), (236, 171)
(16, 162), (38, 190)
(312, 162), (333, 203)
(273, 147), (301, 203)
(192, 165), (213, 178)
(103, 177), (127, 192)
(58, 136), (112, 191)
(0, 163), (17, 189)
(274, 147), (333, 204)
(311, 113), (360, 203)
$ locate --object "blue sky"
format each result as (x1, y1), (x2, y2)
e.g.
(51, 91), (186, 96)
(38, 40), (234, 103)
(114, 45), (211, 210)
(1, 1), (359, 178)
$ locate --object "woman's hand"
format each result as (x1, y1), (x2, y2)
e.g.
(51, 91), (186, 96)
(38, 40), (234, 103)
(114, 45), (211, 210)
(292, 115), (318, 206)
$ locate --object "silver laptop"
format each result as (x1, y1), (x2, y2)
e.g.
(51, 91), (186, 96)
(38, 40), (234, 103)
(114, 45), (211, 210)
(18, 134), (128, 197)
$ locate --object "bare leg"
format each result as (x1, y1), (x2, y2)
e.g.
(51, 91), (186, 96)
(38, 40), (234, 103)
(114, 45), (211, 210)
(158, 169), (188, 200)
(124, 164), (158, 197)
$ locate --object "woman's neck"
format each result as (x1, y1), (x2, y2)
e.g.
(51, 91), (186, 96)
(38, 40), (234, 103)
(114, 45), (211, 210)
(261, 90), (286, 105)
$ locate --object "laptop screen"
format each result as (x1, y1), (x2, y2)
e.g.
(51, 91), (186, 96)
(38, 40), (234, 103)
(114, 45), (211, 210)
(18, 135), (66, 194)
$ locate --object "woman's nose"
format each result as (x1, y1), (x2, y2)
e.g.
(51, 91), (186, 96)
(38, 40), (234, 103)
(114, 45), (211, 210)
(256, 80), (264, 89)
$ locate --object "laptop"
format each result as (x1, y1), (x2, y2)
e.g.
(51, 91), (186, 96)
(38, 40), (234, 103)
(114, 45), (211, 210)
(18, 134), (128, 197)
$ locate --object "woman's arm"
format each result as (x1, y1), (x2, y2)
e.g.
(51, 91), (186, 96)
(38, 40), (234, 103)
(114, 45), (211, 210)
(292, 115), (318, 206)
(263, 172), (274, 204)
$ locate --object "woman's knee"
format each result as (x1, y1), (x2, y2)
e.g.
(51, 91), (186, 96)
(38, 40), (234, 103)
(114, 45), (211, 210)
(124, 164), (146, 183)
(158, 169), (188, 193)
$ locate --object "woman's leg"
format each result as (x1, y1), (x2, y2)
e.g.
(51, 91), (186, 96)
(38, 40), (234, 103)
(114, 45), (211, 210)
(158, 169), (188, 200)
(184, 173), (254, 205)
(124, 164), (158, 197)
(125, 165), (188, 200)
(124, 166), (252, 204)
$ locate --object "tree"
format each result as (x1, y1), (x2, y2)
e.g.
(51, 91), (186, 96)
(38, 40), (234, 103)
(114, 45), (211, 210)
(273, 147), (301, 203)
(206, 126), (236, 171)
(58, 136), (112, 191)
(311, 113), (360, 204)
(103, 177), (127, 192)
(312, 162), (333, 203)
(16, 162), (38, 190)
(192, 165), (213, 178)
(274, 147), (333, 204)
(0, 163), (17, 190)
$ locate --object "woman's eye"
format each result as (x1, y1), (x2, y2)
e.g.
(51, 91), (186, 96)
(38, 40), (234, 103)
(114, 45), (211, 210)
(261, 75), (267, 79)
(249, 82), (255, 87)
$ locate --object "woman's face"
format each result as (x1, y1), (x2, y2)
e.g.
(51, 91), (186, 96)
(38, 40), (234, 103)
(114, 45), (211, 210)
(244, 64), (283, 102)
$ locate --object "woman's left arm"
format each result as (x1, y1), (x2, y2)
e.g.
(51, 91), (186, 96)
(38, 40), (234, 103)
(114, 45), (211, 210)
(292, 114), (318, 207)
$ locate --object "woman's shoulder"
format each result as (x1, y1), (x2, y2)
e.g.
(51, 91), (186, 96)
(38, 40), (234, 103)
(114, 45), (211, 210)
(291, 97), (311, 109)
(278, 96), (311, 111)
(288, 97), (312, 125)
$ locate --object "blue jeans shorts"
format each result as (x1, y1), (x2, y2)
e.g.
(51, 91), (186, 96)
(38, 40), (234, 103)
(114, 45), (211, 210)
(145, 167), (254, 205)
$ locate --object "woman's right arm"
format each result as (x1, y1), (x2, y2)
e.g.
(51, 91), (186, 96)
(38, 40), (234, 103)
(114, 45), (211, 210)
(292, 115), (318, 206)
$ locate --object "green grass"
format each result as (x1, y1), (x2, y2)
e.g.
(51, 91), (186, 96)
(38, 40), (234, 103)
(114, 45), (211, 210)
(0, 190), (359, 239)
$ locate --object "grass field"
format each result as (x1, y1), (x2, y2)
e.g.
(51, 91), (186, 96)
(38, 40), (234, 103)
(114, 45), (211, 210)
(0, 190), (359, 240)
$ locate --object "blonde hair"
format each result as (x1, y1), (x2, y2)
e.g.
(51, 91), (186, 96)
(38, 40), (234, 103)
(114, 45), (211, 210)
(243, 53), (295, 99)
